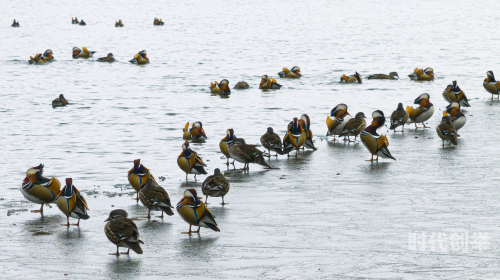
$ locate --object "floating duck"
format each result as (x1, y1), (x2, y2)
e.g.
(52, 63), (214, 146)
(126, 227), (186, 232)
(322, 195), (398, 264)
(72, 17), (79, 24)
(283, 118), (307, 156)
(298, 114), (316, 150)
(436, 116), (459, 146)
(104, 209), (144, 255)
(42, 49), (54, 62)
(408, 67), (434, 81)
(278, 66), (301, 78)
(55, 178), (90, 227)
(21, 164), (61, 213)
(326, 103), (352, 141)
(210, 79), (231, 94)
(483, 71), (500, 100)
(12, 20), (19, 27)
(154, 18), (164, 26)
(360, 110), (396, 162)
(183, 121), (207, 140)
(202, 169), (230, 205)
(229, 138), (272, 170)
(234, 81), (249, 89)
(127, 159), (157, 202)
(29, 53), (47, 64)
(73, 47), (95, 59)
(260, 127), (283, 156)
(340, 72), (362, 83)
(52, 94), (69, 107)
(129, 50), (149, 64)
(367, 72), (399, 79)
(389, 103), (409, 132)
(139, 178), (174, 220)
(177, 142), (208, 180)
(220, 129), (237, 165)
(115, 20), (124, 27)
(79, 20), (86, 26)
(442, 81), (470, 107)
(444, 102), (466, 131)
(259, 75), (282, 90)
(176, 189), (220, 234)
(406, 93), (434, 129)
(339, 112), (366, 142)
(98, 53), (115, 62)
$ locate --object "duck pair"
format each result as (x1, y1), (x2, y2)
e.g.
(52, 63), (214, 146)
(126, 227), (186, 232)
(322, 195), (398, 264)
(326, 104), (367, 142)
(282, 115), (317, 156)
(71, 17), (79, 24)
(12, 20), (20, 27)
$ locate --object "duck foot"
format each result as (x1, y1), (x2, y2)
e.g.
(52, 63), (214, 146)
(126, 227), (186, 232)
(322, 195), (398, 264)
(182, 225), (200, 234)
(120, 250), (130, 255)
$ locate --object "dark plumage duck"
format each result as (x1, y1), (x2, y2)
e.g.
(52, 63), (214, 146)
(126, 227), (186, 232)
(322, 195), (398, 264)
(220, 129), (237, 165)
(21, 164), (61, 213)
(436, 116), (459, 146)
(360, 110), (396, 162)
(339, 112), (366, 142)
(340, 72), (362, 83)
(229, 138), (272, 169)
(389, 103), (409, 132)
(233, 81), (249, 89)
(282, 118), (306, 157)
(55, 178), (90, 226)
(260, 127), (283, 156)
(177, 142), (208, 180)
(98, 53), (115, 62)
(127, 159), (157, 202)
(72, 17), (79, 24)
(442, 81), (470, 107)
(79, 20), (86, 26)
(139, 178), (174, 220)
(176, 189), (219, 234)
(202, 169), (230, 205)
(367, 72), (398, 79)
(52, 94), (68, 107)
(104, 209), (143, 255)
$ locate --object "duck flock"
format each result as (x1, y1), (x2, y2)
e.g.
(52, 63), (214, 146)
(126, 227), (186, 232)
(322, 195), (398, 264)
(13, 17), (500, 256)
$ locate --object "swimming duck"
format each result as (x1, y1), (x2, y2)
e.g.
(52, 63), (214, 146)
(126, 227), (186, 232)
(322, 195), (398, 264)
(72, 17), (79, 24)
(154, 18), (164, 26)
(220, 129), (237, 165)
(408, 67), (434, 81)
(210, 79), (231, 94)
(444, 102), (466, 131)
(79, 20), (86, 26)
(52, 94), (69, 107)
(483, 71), (500, 100)
(260, 127), (283, 156)
(436, 116), (459, 146)
(229, 138), (272, 170)
(326, 103), (352, 141)
(73, 47), (96, 59)
(298, 114), (316, 150)
(139, 178), (174, 220)
(29, 53), (47, 64)
(367, 72), (399, 79)
(55, 178), (90, 226)
(104, 209), (143, 255)
(129, 50), (149, 64)
(42, 49), (54, 62)
(21, 164), (61, 213)
(234, 81), (249, 89)
(442, 81), (470, 107)
(202, 168), (230, 205)
(340, 72), (362, 83)
(127, 159), (157, 202)
(98, 53), (115, 62)
(115, 20), (124, 27)
(177, 141), (208, 180)
(389, 103), (409, 132)
(183, 121), (207, 140)
(177, 189), (219, 234)
(339, 112), (367, 142)
(259, 75), (282, 90)
(406, 93), (434, 129)
(360, 110), (396, 162)
(12, 20), (20, 27)
(283, 118), (307, 156)
(278, 66), (301, 78)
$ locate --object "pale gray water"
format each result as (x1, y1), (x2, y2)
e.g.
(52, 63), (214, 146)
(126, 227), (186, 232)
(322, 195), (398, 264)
(1, 0), (500, 279)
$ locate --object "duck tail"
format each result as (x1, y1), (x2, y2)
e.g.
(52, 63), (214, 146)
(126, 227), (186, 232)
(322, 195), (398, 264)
(451, 137), (458, 145)
(206, 223), (220, 232)
(160, 206), (174, 216)
(379, 146), (396, 160)
(127, 242), (143, 254)
(255, 156), (272, 168)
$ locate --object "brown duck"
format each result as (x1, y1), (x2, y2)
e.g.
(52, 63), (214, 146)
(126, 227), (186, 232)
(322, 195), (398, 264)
(104, 209), (143, 255)
(202, 168), (230, 205)
(339, 112), (366, 142)
(390, 103), (409, 132)
(260, 127), (283, 156)
(139, 178), (174, 220)
(436, 116), (459, 146)
(228, 138), (272, 170)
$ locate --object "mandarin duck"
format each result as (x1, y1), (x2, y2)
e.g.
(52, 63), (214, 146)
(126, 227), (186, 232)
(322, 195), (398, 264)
(282, 118), (307, 157)
(406, 93), (434, 129)
(115, 20), (124, 27)
(104, 209), (143, 255)
(220, 129), (237, 165)
(73, 47), (95, 58)
(360, 110), (396, 161)
(129, 50), (149, 64)
(21, 164), (61, 213)
(210, 79), (231, 94)
(72, 17), (79, 24)
(339, 112), (366, 142)
(202, 168), (230, 205)
(127, 159), (157, 202)
(55, 178), (89, 226)
(444, 102), (466, 131)
(436, 116), (459, 146)
(139, 178), (174, 220)
(483, 71), (500, 100)
(278, 66), (301, 78)
(177, 141), (208, 180)
(42, 49), (54, 62)
(340, 72), (362, 83)
(326, 103), (352, 141)
(367, 72), (399, 79)
(176, 189), (220, 234)
(408, 67), (434, 81)
(260, 127), (283, 156)
(183, 121), (207, 140)
(228, 138), (272, 170)
(298, 114), (316, 150)
(389, 103), (409, 132)
(259, 75), (282, 90)
(12, 20), (20, 27)
(442, 81), (470, 107)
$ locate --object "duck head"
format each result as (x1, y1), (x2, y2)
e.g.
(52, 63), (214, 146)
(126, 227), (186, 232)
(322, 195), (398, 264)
(213, 168), (222, 176)
(486, 71), (495, 82)
(260, 75), (269, 86)
(182, 141), (189, 150)
(331, 104), (348, 118)
(44, 49), (53, 56)
(441, 115), (452, 125)
(233, 138), (246, 146)
(299, 114), (310, 130)
(26, 163), (44, 176)
(143, 178), (156, 189)
(289, 117), (300, 133)
(445, 102), (460, 116)
(390, 72), (399, 78)
(291, 66), (301, 75)
(60, 178), (74, 199)
(139, 50), (147, 59)
(104, 209), (128, 222)
(355, 112), (366, 120)
(397, 103), (404, 111)
(414, 93), (430, 107)
(371, 110), (385, 128)
(354, 72), (362, 83)
(73, 47), (81, 56)
(266, 127), (274, 134)
(226, 128), (235, 141)
(184, 188), (200, 204)
(107, 53), (113, 58)
(219, 79), (229, 90)
(59, 94), (65, 99)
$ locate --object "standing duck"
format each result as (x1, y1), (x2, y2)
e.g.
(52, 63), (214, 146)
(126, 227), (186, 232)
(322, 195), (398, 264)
(409, 67), (434, 81)
(52, 94), (69, 107)
(234, 81), (249, 89)
(21, 164), (61, 213)
(340, 72), (362, 83)
(367, 72), (399, 79)
(278, 66), (301, 78)
(183, 121), (207, 140)
(129, 50), (149, 64)
(127, 159), (157, 202)
(104, 210), (143, 256)
(360, 110), (396, 162)
(436, 116), (459, 146)
(390, 103), (409, 132)
(115, 20), (124, 27)
(444, 102), (466, 131)
(260, 127), (283, 156)
(73, 47), (95, 59)
(139, 178), (174, 220)
(43, 49), (54, 62)
(12, 20), (20, 27)
(202, 169), (230, 205)
(229, 138), (272, 170)
(220, 129), (237, 165)
(98, 53), (115, 62)
(55, 178), (90, 226)
(259, 75), (282, 90)
(79, 20), (86, 26)
(298, 114), (316, 150)
(282, 118), (306, 156)
(176, 189), (220, 234)
(406, 93), (434, 129)
(442, 81), (470, 107)
(483, 71), (500, 100)
(326, 103), (352, 141)
(177, 142), (208, 180)
(339, 112), (366, 142)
